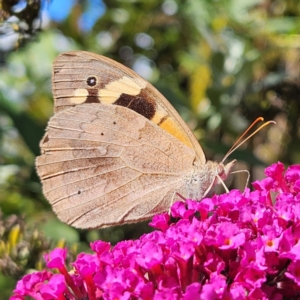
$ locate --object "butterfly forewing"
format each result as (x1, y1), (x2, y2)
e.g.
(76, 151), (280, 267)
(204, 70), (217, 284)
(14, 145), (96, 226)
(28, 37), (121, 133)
(52, 51), (206, 162)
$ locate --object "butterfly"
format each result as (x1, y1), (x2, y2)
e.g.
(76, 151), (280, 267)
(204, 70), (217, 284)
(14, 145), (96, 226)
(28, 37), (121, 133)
(36, 51), (236, 229)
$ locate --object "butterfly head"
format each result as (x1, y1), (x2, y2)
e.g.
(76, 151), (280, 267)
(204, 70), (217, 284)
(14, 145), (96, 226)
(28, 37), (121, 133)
(204, 159), (236, 195)
(185, 159), (236, 200)
(216, 159), (237, 181)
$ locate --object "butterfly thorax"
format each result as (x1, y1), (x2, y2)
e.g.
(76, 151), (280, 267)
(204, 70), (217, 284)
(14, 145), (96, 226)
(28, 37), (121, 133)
(183, 160), (236, 200)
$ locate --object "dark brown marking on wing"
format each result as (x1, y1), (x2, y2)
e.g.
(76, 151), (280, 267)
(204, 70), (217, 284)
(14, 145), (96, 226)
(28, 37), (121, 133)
(40, 134), (49, 147)
(157, 115), (169, 126)
(114, 89), (156, 120)
(61, 53), (77, 57)
(85, 89), (100, 103)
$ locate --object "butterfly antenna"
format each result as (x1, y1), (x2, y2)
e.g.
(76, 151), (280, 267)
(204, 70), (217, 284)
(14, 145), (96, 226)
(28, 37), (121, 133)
(222, 117), (276, 163)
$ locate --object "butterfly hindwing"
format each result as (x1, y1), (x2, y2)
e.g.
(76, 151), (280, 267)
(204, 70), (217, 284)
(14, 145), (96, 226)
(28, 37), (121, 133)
(36, 103), (196, 228)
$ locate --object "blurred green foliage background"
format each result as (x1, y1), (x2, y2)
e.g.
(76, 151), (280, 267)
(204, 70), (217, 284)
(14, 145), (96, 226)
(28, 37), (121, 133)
(0, 0), (300, 297)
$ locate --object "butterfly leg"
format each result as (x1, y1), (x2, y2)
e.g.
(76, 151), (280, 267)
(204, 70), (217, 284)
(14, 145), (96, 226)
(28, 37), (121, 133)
(230, 169), (250, 192)
(176, 192), (187, 201)
(167, 192), (187, 215)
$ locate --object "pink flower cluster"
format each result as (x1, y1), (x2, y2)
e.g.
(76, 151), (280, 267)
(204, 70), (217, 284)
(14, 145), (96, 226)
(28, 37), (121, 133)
(11, 162), (300, 299)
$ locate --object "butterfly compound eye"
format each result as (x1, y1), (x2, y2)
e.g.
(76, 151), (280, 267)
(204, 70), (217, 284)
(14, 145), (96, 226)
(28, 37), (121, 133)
(217, 165), (225, 177)
(86, 76), (97, 86)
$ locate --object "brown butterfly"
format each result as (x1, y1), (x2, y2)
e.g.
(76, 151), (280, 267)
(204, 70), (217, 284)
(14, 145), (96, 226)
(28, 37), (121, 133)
(36, 51), (238, 229)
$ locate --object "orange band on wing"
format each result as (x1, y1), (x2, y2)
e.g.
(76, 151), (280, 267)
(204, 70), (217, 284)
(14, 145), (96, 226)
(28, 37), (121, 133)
(158, 117), (193, 149)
